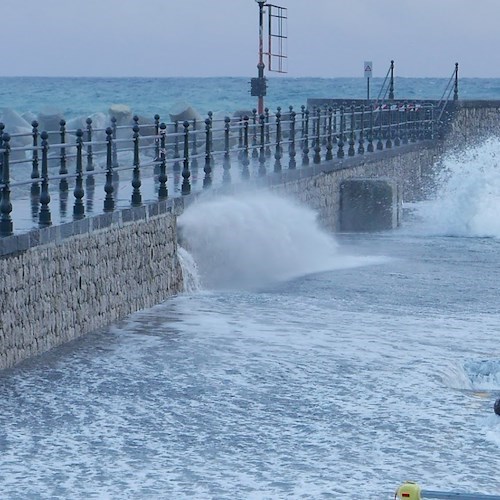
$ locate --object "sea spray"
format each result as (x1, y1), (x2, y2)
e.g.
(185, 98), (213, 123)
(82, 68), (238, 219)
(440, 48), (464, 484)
(416, 137), (500, 237)
(177, 192), (339, 289)
(177, 246), (202, 293)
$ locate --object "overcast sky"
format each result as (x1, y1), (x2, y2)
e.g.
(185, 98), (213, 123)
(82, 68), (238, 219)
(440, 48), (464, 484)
(2, 0), (499, 78)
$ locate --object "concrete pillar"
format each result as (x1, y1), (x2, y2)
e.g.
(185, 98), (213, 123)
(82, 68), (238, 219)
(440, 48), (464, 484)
(339, 178), (400, 231)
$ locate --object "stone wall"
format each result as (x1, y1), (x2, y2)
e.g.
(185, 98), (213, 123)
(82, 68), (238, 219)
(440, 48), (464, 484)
(442, 101), (500, 148)
(265, 142), (441, 231)
(0, 205), (183, 371)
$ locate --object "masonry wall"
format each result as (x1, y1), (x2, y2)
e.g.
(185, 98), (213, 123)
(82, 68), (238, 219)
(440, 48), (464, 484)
(265, 142), (441, 231)
(0, 206), (183, 370)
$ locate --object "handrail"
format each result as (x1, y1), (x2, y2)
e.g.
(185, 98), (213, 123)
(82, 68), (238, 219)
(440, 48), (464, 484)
(0, 101), (438, 237)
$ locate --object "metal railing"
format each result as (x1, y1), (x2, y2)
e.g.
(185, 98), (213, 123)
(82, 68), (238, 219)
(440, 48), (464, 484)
(0, 101), (437, 237)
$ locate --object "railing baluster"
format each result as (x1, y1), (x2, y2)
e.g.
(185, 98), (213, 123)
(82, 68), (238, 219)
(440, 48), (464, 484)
(158, 123), (168, 199)
(367, 104), (374, 152)
(289, 109), (297, 169)
(358, 105), (365, 154)
(252, 109), (258, 159)
(203, 118), (212, 188)
(386, 104), (393, 149)
(39, 131), (51, 227)
(181, 120), (191, 195)
(377, 106), (384, 150)
(104, 127), (115, 212)
(0, 133), (13, 236)
(259, 113), (266, 176)
(242, 115), (250, 179)
(314, 106), (321, 164)
(337, 106), (344, 158)
(274, 107), (282, 172)
(131, 123), (142, 205)
(326, 106), (333, 161)
(302, 109), (310, 165)
(73, 129), (85, 220)
(30, 120), (41, 221)
(223, 116), (231, 183)
(348, 105), (356, 156)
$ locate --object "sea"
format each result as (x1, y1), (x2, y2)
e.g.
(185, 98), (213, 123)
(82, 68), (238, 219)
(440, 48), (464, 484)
(1, 77), (500, 499)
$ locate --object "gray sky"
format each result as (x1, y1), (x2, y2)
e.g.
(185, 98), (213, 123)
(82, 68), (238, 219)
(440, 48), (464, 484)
(2, 0), (499, 78)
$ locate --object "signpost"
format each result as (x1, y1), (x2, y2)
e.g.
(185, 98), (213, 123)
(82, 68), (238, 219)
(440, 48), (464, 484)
(364, 61), (373, 102)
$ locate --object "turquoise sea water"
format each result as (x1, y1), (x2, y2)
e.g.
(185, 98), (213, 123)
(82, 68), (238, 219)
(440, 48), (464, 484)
(0, 77), (500, 499)
(2, 76), (500, 120)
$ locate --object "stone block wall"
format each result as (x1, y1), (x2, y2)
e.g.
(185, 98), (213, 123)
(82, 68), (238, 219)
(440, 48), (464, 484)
(0, 208), (183, 371)
(266, 142), (441, 231)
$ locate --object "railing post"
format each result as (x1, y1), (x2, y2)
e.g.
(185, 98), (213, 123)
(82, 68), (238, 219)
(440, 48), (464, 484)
(0, 133), (13, 236)
(111, 116), (119, 167)
(208, 111), (214, 166)
(377, 106), (384, 150)
(314, 106), (322, 163)
(131, 123), (142, 205)
(367, 104), (374, 152)
(31, 120), (40, 180)
(274, 107), (282, 172)
(389, 60), (395, 100)
(59, 119), (68, 180)
(104, 127), (115, 212)
(39, 131), (52, 227)
(223, 116), (231, 183)
(410, 104), (417, 142)
(322, 104), (328, 145)
(252, 109), (259, 159)
(73, 129), (85, 220)
(0, 123), (4, 177)
(302, 109), (310, 165)
(453, 62), (459, 101)
(300, 105), (306, 139)
(332, 106), (338, 144)
(58, 118), (69, 218)
(203, 118), (212, 188)
(394, 104), (401, 146)
(158, 122), (168, 199)
(258, 113), (266, 176)
(242, 115), (250, 179)
(154, 114), (160, 160)
(181, 120), (191, 195)
(386, 104), (393, 149)
(289, 109), (297, 169)
(348, 105), (356, 156)
(402, 103), (409, 144)
(358, 105), (365, 154)
(191, 117), (198, 176)
(265, 107), (271, 157)
(326, 106), (333, 161)
(86, 117), (93, 171)
(173, 120), (180, 172)
(337, 106), (345, 158)
(30, 120), (41, 220)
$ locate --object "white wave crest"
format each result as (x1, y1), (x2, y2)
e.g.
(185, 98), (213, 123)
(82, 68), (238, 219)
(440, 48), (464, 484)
(416, 137), (500, 237)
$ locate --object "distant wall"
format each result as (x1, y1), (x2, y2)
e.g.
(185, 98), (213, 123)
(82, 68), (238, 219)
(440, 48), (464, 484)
(443, 100), (500, 147)
(265, 142), (441, 231)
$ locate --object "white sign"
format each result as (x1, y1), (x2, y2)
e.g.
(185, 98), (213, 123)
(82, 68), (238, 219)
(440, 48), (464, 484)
(364, 61), (373, 79)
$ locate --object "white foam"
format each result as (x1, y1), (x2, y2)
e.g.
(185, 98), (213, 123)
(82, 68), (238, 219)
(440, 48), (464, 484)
(415, 137), (500, 237)
(178, 192), (340, 289)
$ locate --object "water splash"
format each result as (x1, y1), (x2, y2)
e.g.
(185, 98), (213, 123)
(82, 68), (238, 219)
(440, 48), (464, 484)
(177, 246), (202, 293)
(416, 137), (500, 237)
(177, 192), (339, 289)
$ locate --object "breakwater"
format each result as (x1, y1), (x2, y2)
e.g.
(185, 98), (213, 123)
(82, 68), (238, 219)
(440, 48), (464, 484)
(0, 98), (498, 370)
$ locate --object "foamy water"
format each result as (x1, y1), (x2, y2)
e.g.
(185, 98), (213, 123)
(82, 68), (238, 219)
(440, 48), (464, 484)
(414, 137), (500, 238)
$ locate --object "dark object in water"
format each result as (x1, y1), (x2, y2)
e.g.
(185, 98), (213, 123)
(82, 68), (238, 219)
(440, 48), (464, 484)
(494, 398), (500, 416)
